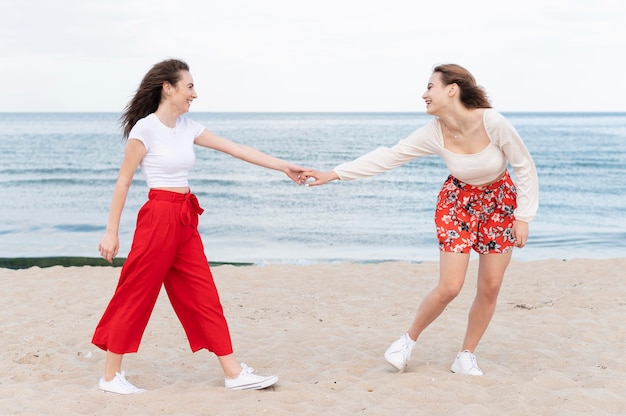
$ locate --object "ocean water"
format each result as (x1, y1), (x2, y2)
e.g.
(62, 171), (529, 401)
(1, 112), (625, 264)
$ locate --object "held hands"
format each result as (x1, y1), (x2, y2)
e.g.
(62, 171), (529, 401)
(98, 231), (119, 264)
(283, 163), (338, 187)
(283, 162), (311, 185)
(301, 170), (339, 186)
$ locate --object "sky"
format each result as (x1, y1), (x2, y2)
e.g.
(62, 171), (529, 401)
(1, 0), (624, 112)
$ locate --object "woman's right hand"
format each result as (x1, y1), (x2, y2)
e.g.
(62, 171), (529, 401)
(303, 170), (340, 187)
(98, 231), (119, 264)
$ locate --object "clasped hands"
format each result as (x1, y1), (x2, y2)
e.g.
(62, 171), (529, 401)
(289, 168), (339, 187)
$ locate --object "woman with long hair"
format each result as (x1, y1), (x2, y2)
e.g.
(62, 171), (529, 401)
(93, 59), (307, 394)
(303, 64), (538, 376)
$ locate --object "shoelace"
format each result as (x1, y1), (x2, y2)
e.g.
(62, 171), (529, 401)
(464, 352), (480, 370)
(399, 343), (412, 353)
(240, 363), (256, 376)
(399, 336), (414, 354)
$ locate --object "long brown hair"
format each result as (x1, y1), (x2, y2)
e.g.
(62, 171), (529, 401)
(433, 64), (491, 109)
(120, 59), (190, 138)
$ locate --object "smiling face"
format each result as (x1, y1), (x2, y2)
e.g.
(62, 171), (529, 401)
(166, 70), (197, 114)
(421, 72), (450, 116)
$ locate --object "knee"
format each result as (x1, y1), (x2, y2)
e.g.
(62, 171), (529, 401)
(478, 278), (503, 301)
(436, 282), (463, 303)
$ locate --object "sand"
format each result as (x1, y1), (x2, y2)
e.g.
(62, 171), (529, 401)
(1, 258), (625, 415)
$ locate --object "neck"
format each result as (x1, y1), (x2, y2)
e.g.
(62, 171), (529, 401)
(440, 109), (474, 138)
(154, 106), (181, 128)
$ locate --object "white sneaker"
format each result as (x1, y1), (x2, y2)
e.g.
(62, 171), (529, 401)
(384, 333), (416, 370)
(99, 371), (146, 394)
(451, 350), (483, 376)
(225, 363), (278, 390)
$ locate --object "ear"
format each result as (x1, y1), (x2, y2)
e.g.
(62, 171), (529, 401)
(448, 83), (458, 96)
(163, 81), (174, 95)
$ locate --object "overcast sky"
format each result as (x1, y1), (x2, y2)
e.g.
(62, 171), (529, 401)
(1, 0), (624, 112)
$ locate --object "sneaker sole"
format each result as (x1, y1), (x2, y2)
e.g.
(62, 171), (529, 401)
(99, 388), (146, 394)
(384, 354), (406, 371)
(228, 375), (279, 391)
(98, 385), (146, 394)
(450, 363), (483, 376)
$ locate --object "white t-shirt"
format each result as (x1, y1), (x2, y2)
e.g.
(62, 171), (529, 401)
(333, 109), (539, 222)
(128, 114), (206, 188)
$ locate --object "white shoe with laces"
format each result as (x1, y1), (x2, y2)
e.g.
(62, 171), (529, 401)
(99, 371), (146, 394)
(384, 333), (416, 370)
(225, 363), (278, 390)
(451, 350), (484, 376)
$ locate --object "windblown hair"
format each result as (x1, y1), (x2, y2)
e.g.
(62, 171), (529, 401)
(120, 59), (190, 138)
(433, 64), (492, 109)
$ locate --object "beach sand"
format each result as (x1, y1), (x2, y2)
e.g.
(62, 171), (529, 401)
(1, 258), (625, 415)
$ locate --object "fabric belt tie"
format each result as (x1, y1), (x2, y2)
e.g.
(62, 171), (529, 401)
(148, 190), (205, 225)
(180, 192), (204, 225)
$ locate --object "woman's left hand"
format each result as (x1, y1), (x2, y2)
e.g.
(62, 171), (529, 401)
(512, 220), (529, 248)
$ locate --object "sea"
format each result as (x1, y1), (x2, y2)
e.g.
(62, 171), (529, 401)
(1, 112), (625, 265)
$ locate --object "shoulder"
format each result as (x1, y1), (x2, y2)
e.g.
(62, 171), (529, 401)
(483, 108), (517, 133)
(483, 108), (506, 123)
(407, 117), (441, 142)
(135, 113), (157, 127)
(407, 117), (440, 137)
(128, 114), (157, 146)
(130, 114), (157, 133)
(177, 115), (206, 136)
(177, 115), (203, 127)
(394, 117), (442, 154)
(482, 109), (524, 147)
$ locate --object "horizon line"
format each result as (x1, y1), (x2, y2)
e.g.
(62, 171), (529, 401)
(1, 110), (625, 114)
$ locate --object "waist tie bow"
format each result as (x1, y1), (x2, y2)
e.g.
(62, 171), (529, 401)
(180, 192), (204, 225)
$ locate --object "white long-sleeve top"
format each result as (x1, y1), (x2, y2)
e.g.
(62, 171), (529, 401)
(333, 109), (539, 222)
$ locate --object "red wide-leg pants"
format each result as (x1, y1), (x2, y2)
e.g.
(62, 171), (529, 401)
(92, 190), (233, 356)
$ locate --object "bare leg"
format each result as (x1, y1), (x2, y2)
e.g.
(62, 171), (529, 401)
(218, 353), (245, 378)
(460, 251), (512, 352)
(99, 350), (145, 394)
(407, 252), (470, 340)
(104, 351), (124, 381)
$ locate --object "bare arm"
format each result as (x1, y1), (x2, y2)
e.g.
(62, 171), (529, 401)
(194, 129), (307, 184)
(98, 139), (146, 263)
